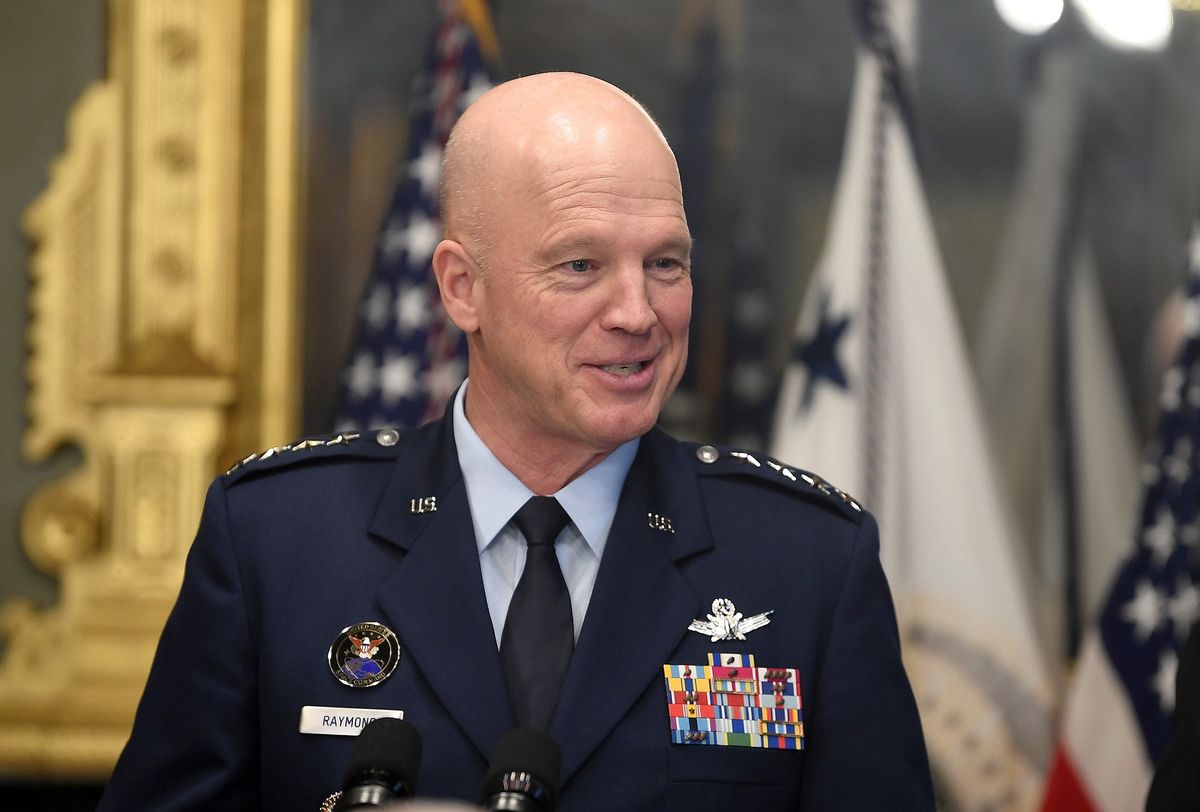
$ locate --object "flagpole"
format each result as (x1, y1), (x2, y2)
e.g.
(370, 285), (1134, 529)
(1048, 7), (1090, 657)
(1052, 131), (1087, 660)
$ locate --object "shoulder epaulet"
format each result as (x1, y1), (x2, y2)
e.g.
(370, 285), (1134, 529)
(222, 428), (403, 484)
(688, 443), (865, 522)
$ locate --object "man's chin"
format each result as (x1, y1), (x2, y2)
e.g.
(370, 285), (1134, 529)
(581, 407), (659, 447)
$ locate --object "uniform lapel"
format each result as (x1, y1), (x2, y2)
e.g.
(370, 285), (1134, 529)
(550, 430), (713, 785)
(367, 417), (514, 762)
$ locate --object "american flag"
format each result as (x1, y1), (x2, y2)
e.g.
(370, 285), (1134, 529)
(1043, 226), (1200, 809)
(334, 0), (494, 432)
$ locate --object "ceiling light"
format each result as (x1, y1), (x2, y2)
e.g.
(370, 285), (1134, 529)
(1074, 0), (1174, 51)
(995, 0), (1065, 35)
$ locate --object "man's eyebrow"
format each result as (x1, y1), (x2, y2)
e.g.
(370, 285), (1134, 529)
(535, 233), (694, 262)
(537, 236), (604, 259)
(655, 236), (694, 257)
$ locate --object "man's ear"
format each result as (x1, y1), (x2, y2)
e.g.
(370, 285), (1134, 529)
(432, 239), (480, 333)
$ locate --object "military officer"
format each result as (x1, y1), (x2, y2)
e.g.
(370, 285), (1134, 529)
(98, 72), (933, 810)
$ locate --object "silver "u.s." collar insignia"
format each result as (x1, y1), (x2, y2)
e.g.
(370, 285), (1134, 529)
(648, 512), (675, 533)
(688, 598), (773, 642)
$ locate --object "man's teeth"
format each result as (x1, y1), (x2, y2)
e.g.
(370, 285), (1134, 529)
(601, 362), (644, 376)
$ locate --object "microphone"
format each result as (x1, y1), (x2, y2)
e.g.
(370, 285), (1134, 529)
(333, 718), (423, 810)
(480, 728), (561, 812)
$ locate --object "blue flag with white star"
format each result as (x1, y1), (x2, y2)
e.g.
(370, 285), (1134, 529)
(770, 2), (1052, 806)
(334, 0), (494, 431)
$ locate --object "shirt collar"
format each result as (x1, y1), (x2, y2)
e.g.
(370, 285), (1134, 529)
(452, 381), (638, 559)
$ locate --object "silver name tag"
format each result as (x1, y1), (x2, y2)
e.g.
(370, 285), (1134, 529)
(298, 705), (404, 736)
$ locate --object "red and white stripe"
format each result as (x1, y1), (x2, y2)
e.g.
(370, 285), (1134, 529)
(1042, 634), (1152, 811)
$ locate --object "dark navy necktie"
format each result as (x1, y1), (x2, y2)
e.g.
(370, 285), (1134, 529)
(500, 496), (574, 730)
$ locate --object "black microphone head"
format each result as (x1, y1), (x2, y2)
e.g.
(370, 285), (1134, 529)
(482, 728), (561, 810)
(341, 717), (423, 796)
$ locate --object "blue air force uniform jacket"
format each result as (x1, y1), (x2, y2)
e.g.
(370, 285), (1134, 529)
(98, 415), (934, 810)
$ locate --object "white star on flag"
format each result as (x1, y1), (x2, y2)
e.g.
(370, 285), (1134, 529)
(377, 216), (407, 263)
(1166, 437), (1193, 485)
(1142, 505), (1177, 565)
(378, 213), (441, 268)
(408, 143), (442, 197)
(396, 285), (431, 336)
(345, 352), (377, 401)
(362, 284), (391, 333)
(1184, 294), (1200, 337)
(1142, 445), (1164, 486)
(379, 354), (420, 404)
(1151, 649), (1178, 713)
(403, 213), (441, 268)
(1188, 377), (1200, 409)
(1167, 577), (1200, 637)
(460, 70), (491, 111)
(1121, 579), (1165, 641)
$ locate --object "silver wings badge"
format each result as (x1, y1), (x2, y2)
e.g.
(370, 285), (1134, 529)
(688, 598), (774, 642)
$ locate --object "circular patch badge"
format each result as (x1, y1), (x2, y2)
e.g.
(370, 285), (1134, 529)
(327, 621), (400, 688)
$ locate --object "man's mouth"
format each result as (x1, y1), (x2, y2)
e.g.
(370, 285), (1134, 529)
(600, 361), (647, 376)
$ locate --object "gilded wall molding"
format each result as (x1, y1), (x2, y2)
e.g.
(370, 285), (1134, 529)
(0, 0), (305, 778)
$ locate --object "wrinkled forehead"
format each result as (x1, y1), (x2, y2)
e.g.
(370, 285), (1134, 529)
(522, 144), (681, 207)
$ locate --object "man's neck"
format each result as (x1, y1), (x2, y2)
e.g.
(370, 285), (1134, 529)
(463, 387), (613, 495)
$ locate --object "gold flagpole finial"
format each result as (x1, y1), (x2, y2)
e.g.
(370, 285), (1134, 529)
(458, 0), (500, 63)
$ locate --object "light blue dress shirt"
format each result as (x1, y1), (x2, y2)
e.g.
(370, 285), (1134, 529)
(452, 381), (638, 647)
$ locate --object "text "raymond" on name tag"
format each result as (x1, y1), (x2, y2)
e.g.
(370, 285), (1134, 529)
(299, 705), (404, 736)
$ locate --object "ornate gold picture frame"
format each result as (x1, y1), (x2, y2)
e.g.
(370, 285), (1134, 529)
(0, 0), (306, 778)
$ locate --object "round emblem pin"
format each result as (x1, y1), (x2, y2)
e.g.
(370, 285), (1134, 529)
(327, 621), (401, 688)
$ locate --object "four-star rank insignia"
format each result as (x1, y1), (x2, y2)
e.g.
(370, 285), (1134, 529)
(663, 653), (803, 750)
(688, 597), (773, 642)
(327, 621), (400, 688)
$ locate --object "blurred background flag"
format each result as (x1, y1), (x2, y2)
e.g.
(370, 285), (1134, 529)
(975, 8), (1139, 669)
(771, 0), (1054, 807)
(1041, 224), (1200, 811)
(333, 0), (496, 432)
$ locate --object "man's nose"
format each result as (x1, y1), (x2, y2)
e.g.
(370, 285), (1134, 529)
(600, 264), (659, 334)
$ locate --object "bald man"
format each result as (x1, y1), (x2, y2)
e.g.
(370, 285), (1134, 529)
(99, 73), (933, 811)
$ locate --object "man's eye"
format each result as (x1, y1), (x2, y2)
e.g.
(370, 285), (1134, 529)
(567, 259), (591, 273)
(652, 257), (688, 273)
